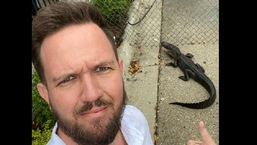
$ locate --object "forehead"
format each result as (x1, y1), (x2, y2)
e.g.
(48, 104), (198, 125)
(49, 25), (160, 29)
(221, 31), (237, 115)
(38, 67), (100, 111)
(42, 23), (111, 49)
(42, 23), (113, 56)
(40, 23), (115, 74)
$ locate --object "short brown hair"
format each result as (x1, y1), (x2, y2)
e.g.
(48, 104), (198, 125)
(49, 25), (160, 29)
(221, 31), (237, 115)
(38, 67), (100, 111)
(32, 1), (117, 85)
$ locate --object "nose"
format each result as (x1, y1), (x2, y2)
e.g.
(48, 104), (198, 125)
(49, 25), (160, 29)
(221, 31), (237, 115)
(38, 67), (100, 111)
(80, 73), (103, 102)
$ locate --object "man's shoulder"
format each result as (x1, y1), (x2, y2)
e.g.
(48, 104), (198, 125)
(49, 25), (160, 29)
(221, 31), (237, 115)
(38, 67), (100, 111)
(121, 105), (154, 145)
(124, 104), (140, 111)
(46, 122), (66, 145)
(122, 104), (148, 127)
(124, 105), (145, 118)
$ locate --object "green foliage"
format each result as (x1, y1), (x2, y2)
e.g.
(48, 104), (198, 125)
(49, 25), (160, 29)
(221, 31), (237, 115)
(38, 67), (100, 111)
(32, 120), (53, 145)
(32, 69), (55, 129)
(32, 69), (55, 143)
(92, 0), (132, 23)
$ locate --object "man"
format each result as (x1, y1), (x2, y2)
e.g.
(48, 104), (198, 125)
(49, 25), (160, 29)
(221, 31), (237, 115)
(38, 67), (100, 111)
(32, 1), (216, 145)
(32, 1), (152, 145)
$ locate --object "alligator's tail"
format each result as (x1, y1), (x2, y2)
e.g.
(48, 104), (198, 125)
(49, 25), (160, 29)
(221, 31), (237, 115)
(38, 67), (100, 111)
(170, 75), (216, 109)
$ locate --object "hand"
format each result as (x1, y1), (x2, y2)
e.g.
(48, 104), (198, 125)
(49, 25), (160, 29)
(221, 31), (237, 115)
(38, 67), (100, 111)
(187, 121), (217, 145)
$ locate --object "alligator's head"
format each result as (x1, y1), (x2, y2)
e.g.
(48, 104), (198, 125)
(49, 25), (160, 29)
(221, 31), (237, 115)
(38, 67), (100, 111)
(161, 41), (181, 58)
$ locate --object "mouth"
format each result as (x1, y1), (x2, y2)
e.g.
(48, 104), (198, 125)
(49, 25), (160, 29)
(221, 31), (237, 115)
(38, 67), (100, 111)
(162, 47), (169, 52)
(81, 106), (108, 118)
(162, 47), (173, 56)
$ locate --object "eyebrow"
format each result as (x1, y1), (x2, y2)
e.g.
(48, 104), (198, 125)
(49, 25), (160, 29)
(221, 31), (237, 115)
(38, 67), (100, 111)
(52, 61), (115, 83)
(52, 72), (78, 84)
(94, 60), (115, 69)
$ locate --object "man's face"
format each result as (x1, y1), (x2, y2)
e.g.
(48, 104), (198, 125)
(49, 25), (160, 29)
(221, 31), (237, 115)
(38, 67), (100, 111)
(37, 22), (125, 144)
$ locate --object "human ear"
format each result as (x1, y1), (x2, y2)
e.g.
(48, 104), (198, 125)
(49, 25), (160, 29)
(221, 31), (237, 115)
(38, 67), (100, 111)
(118, 59), (124, 72)
(36, 83), (50, 105)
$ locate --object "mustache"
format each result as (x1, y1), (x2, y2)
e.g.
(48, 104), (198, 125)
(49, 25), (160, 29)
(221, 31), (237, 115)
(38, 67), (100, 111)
(75, 98), (113, 115)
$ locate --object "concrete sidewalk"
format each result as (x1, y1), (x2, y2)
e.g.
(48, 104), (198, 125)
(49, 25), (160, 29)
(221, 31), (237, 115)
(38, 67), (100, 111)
(117, 0), (219, 144)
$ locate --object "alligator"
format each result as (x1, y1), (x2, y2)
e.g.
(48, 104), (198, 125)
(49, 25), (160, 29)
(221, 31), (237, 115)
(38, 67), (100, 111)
(160, 41), (216, 109)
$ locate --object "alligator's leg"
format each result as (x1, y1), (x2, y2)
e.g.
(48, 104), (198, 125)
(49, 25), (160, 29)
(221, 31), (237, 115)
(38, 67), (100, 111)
(179, 69), (195, 81)
(195, 63), (205, 73)
(166, 59), (178, 67)
(166, 62), (175, 67)
(185, 53), (194, 58)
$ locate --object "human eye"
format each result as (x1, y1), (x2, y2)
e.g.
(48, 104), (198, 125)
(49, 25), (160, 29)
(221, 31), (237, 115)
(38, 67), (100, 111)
(95, 66), (111, 72)
(58, 76), (75, 85)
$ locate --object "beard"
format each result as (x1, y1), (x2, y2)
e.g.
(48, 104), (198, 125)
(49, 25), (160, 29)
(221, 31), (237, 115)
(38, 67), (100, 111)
(51, 88), (127, 145)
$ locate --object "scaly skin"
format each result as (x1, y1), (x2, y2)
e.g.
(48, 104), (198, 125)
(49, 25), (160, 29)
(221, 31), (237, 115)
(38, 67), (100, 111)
(161, 41), (216, 109)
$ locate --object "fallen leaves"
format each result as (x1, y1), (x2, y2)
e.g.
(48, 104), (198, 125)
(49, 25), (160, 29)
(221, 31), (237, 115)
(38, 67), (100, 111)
(128, 60), (142, 75)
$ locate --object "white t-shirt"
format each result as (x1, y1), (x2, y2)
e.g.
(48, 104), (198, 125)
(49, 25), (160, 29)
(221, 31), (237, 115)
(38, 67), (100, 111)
(47, 105), (154, 145)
